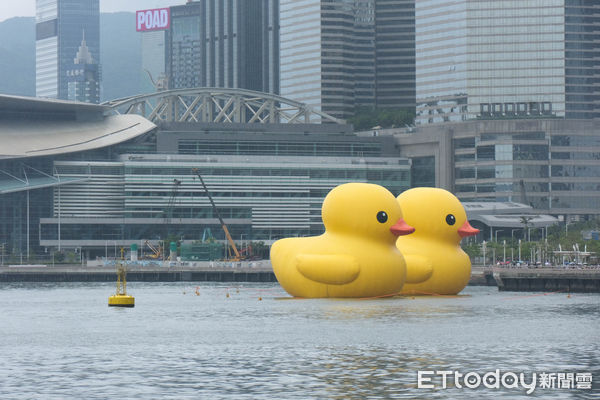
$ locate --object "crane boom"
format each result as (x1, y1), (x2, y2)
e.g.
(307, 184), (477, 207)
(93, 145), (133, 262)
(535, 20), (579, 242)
(144, 240), (162, 259)
(192, 168), (242, 260)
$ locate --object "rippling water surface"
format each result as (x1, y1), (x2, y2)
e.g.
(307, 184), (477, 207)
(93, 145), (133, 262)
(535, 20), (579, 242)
(1, 283), (598, 399)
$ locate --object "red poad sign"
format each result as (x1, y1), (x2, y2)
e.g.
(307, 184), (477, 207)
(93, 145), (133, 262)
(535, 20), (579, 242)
(136, 8), (170, 32)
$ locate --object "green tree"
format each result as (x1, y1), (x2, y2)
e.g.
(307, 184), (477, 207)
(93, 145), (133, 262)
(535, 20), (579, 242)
(249, 241), (270, 260)
(520, 216), (533, 241)
(461, 242), (481, 259)
(348, 107), (415, 130)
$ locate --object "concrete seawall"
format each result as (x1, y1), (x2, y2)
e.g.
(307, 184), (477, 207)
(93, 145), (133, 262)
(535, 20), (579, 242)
(0, 264), (277, 283)
(468, 266), (496, 286)
(2, 264), (599, 293)
(493, 268), (600, 293)
(1, 263), (492, 285)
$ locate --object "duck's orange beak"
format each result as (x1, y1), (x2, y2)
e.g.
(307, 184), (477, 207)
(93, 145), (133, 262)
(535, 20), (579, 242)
(390, 218), (415, 236)
(458, 220), (479, 237)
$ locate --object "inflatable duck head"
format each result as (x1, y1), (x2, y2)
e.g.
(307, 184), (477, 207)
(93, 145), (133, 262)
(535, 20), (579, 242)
(322, 182), (414, 242)
(396, 187), (480, 295)
(397, 187), (478, 244)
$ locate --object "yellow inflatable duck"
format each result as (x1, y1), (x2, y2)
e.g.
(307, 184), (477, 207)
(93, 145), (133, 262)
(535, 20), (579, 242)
(396, 187), (480, 295)
(270, 182), (415, 298)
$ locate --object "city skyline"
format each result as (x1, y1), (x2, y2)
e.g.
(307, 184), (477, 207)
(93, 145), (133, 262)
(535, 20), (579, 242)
(3, 0), (596, 122)
(36, 0), (101, 101)
(165, 0), (279, 95)
(415, 0), (600, 124)
(280, 0), (416, 121)
(0, 0), (184, 22)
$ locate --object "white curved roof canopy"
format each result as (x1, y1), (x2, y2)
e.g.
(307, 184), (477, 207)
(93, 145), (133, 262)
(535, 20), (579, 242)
(0, 114), (155, 160)
(0, 94), (156, 160)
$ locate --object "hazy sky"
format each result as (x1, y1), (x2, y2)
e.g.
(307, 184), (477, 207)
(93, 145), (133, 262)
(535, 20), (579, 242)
(0, 0), (185, 23)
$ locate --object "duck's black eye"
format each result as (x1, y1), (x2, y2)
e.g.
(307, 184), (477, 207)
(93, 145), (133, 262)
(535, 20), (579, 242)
(446, 214), (456, 225)
(376, 211), (388, 223)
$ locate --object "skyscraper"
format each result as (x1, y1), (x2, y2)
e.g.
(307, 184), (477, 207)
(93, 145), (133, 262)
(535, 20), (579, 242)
(415, 0), (600, 124)
(35, 0), (100, 100)
(280, 0), (415, 121)
(375, 0), (415, 109)
(141, 30), (167, 92)
(165, 0), (279, 94)
(66, 33), (100, 103)
(564, 0), (600, 120)
(136, 7), (170, 93)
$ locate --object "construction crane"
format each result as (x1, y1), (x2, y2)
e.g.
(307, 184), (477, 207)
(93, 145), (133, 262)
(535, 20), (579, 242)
(144, 68), (168, 91)
(192, 168), (243, 261)
(144, 240), (162, 260)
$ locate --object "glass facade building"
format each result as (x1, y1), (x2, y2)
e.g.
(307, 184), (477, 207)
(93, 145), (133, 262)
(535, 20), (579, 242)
(165, 0), (279, 94)
(280, 0), (323, 118)
(564, 0), (600, 119)
(66, 34), (100, 103)
(375, 0), (416, 109)
(140, 30), (167, 93)
(392, 119), (600, 218)
(40, 153), (410, 251)
(454, 126), (600, 214)
(280, 0), (415, 121)
(36, 124), (409, 253)
(35, 0), (100, 101)
(415, 0), (599, 124)
(0, 91), (410, 258)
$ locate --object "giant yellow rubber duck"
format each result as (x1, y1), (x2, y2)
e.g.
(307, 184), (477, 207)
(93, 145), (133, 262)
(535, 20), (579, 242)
(270, 182), (415, 298)
(396, 187), (480, 295)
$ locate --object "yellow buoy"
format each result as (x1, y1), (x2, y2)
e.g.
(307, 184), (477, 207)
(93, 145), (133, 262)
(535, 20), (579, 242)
(108, 262), (135, 308)
(108, 294), (135, 307)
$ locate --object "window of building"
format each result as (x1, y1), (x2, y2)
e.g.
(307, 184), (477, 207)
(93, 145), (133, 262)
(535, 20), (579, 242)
(454, 137), (475, 149)
(504, 103), (515, 115)
(455, 167), (475, 179)
(529, 102), (540, 115)
(480, 103), (490, 116)
(492, 103), (503, 116)
(476, 145), (495, 161)
(411, 156), (435, 187)
(541, 102), (552, 115)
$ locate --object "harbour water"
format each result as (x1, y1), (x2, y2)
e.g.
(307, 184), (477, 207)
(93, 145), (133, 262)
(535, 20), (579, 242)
(0, 283), (598, 399)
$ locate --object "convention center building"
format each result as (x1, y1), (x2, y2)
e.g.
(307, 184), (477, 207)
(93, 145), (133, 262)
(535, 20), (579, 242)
(0, 90), (410, 258)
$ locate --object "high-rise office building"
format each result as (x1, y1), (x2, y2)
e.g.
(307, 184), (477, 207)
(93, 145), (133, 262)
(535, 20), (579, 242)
(375, 0), (415, 109)
(136, 7), (170, 93)
(66, 33), (100, 103)
(415, 0), (600, 124)
(141, 31), (167, 92)
(280, 0), (416, 121)
(165, 0), (279, 94)
(564, 0), (600, 120)
(35, 0), (100, 100)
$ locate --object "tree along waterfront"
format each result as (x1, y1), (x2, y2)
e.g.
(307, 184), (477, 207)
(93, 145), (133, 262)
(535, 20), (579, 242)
(2, 221), (599, 267)
(462, 219), (600, 267)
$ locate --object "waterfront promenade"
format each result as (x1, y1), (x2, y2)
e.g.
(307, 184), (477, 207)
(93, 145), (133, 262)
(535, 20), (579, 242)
(1, 262), (599, 292)
(0, 260), (277, 283)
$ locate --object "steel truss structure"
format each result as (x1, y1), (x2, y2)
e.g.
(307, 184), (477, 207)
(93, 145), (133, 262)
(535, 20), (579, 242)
(103, 87), (343, 124)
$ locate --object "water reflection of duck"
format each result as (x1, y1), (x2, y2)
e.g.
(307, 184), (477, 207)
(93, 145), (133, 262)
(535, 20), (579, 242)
(396, 188), (479, 295)
(270, 183), (414, 298)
